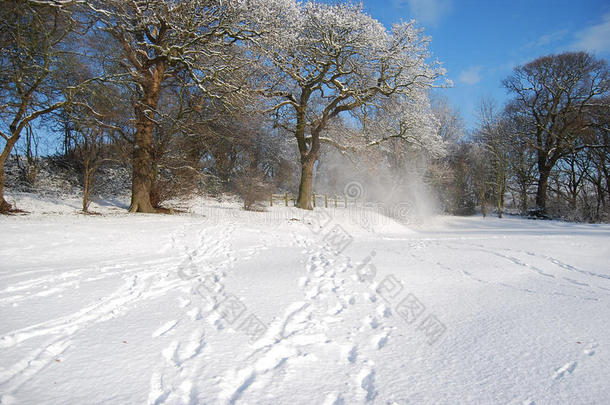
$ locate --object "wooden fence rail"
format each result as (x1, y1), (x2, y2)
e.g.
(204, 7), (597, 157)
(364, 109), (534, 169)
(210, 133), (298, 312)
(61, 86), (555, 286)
(270, 192), (364, 208)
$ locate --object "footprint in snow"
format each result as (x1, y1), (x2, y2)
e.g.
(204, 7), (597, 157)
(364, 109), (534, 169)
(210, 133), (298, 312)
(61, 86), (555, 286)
(298, 276), (309, 287)
(220, 346), (295, 404)
(177, 297), (190, 308)
(147, 372), (170, 405)
(376, 304), (392, 318)
(187, 307), (202, 321)
(347, 346), (358, 363)
(326, 301), (345, 316)
(362, 316), (379, 329)
(552, 361), (576, 380)
(152, 320), (179, 338)
(357, 368), (377, 401)
(372, 333), (389, 350)
(583, 342), (598, 356)
(363, 292), (376, 303)
(162, 341), (181, 366)
(323, 393), (345, 405)
(178, 329), (206, 361)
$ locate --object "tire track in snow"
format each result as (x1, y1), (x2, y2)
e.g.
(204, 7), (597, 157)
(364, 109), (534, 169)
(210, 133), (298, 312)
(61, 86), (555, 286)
(0, 338), (71, 395)
(0, 254), (189, 306)
(454, 240), (610, 288)
(522, 250), (610, 281)
(434, 240), (604, 301)
(0, 270), (190, 349)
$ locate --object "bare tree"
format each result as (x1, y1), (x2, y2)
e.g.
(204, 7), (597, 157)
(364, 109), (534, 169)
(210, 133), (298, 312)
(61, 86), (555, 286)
(426, 96), (466, 212)
(87, 0), (263, 212)
(446, 142), (477, 215)
(502, 52), (609, 214)
(255, 2), (445, 209)
(431, 94), (466, 143)
(468, 143), (492, 217)
(502, 104), (538, 214)
(62, 81), (125, 212)
(475, 97), (509, 217)
(0, 0), (82, 213)
(585, 100), (610, 219)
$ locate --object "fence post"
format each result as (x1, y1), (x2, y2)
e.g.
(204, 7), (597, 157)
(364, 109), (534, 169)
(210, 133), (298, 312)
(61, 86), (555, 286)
(284, 192), (288, 207)
(324, 194), (328, 208)
(313, 193), (316, 208)
(270, 193), (273, 207)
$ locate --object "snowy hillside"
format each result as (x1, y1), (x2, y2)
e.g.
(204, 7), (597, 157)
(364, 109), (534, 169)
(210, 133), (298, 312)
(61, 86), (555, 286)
(1, 198), (609, 404)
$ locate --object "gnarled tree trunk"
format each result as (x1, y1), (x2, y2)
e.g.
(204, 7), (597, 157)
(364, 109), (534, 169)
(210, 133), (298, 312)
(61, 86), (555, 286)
(0, 167), (10, 214)
(129, 118), (156, 213)
(293, 97), (320, 210)
(296, 155), (316, 209)
(535, 166), (551, 213)
(0, 136), (19, 213)
(128, 67), (164, 213)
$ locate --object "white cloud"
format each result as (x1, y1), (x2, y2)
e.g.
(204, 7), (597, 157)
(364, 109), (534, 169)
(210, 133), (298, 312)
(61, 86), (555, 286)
(393, 0), (453, 26)
(525, 29), (569, 50)
(458, 66), (482, 85)
(571, 13), (610, 53)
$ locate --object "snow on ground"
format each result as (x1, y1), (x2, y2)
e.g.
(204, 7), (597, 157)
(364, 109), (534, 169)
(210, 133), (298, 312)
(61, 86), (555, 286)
(1, 195), (609, 404)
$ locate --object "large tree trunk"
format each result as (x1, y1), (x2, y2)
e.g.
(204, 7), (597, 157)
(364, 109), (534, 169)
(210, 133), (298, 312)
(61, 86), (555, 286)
(0, 165), (10, 214)
(296, 155), (315, 210)
(292, 89), (320, 210)
(129, 120), (156, 213)
(129, 69), (164, 213)
(535, 166), (551, 213)
(0, 136), (19, 213)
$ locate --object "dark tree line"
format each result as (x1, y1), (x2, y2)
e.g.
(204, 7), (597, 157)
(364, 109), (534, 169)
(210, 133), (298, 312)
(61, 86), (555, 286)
(440, 52), (609, 222)
(1, 0), (446, 213)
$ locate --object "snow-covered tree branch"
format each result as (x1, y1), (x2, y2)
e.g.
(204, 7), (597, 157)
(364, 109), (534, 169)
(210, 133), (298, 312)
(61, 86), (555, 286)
(252, 1), (447, 209)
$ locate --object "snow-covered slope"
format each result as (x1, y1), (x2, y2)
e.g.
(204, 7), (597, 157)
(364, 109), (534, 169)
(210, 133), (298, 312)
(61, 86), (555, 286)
(1, 200), (609, 404)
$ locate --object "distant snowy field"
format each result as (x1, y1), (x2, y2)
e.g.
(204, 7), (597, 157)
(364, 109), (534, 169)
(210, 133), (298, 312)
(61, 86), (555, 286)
(1, 194), (609, 404)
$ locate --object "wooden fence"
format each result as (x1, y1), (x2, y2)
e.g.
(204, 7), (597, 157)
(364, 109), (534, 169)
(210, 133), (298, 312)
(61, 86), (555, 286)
(269, 192), (365, 208)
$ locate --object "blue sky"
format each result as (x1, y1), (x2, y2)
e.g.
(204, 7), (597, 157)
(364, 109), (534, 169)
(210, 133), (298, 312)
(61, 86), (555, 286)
(352, 0), (610, 131)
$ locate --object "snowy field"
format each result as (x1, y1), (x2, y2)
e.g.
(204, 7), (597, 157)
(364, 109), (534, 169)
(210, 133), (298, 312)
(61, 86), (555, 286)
(1, 195), (609, 404)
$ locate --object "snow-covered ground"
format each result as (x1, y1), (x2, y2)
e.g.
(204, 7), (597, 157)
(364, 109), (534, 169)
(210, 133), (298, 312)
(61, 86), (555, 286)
(1, 195), (609, 404)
